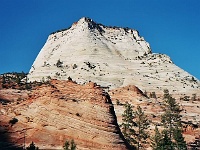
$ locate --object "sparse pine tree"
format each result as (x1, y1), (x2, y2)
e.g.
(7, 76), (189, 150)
(56, 59), (63, 68)
(21, 71), (26, 79)
(134, 106), (150, 150)
(151, 126), (162, 150)
(163, 89), (170, 99)
(191, 93), (196, 101)
(149, 93), (153, 98)
(70, 139), (76, 150)
(160, 130), (174, 150)
(121, 103), (150, 149)
(2, 74), (6, 84)
(152, 92), (157, 99)
(121, 102), (136, 146)
(162, 90), (181, 138)
(116, 99), (120, 105)
(26, 141), (39, 150)
(144, 90), (147, 97)
(16, 74), (20, 84)
(151, 128), (173, 150)
(63, 140), (70, 150)
(173, 127), (187, 150)
(161, 89), (186, 150)
(68, 76), (72, 81)
(63, 139), (76, 150)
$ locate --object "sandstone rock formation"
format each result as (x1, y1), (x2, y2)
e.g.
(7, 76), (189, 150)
(27, 17), (200, 97)
(108, 85), (200, 147)
(0, 78), (199, 149)
(1, 17), (200, 150)
(0, 80), (129, 150)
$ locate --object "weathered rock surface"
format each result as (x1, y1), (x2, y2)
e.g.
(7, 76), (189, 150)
(1, 17), (200, 150)
(0, 79), (199, 149)
(0, 80), (129, 150)
(27, 17), (200, 97)
(109, 85), (200, 147)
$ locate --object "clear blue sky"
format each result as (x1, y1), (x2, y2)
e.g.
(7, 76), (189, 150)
(0, 0), (199, 79)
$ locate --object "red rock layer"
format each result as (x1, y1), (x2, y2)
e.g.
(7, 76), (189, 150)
(0, 80), (128, 149)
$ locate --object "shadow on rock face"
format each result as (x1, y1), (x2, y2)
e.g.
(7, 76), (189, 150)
(0, 98), (11, 105)
(0, 125), (23, 150)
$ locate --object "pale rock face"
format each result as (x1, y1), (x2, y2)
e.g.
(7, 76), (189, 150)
(28, 17), (200, 97)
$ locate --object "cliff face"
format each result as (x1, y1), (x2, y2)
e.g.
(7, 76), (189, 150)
(0, 80), (128, 150)
(27, 17), (199, 97)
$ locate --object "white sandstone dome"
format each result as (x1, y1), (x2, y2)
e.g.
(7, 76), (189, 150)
(28, 17), (200, 97)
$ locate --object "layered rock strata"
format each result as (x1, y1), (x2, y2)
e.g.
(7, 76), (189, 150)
(27, 17), (199, 97)
(0, 80), (129, 150)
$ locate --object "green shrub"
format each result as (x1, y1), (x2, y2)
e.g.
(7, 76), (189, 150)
(26, 141), (39, 150)
(63, 139), (76, 150)
(9, 118), (18, 126)
(56, 59), (63, 68)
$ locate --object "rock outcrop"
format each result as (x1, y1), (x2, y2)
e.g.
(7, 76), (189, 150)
(0, 80), (129, 150)
(27, 17), (200, 97)
(0, 78), (200, 149)
(108, 84), (200, 147)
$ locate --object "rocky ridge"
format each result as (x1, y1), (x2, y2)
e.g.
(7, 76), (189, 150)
(0, 80), (129, 150)
(27, 17), (200, 97)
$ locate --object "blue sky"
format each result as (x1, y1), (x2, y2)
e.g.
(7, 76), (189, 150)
(0, 0), (199, 79)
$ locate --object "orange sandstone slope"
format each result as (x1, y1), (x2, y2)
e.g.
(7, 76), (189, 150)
(0, 80), (129, 150)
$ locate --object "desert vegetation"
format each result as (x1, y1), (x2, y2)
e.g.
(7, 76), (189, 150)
(0, 72), (32, 90)
(0, 72), (199, 149)
(121, 89), (188, 150)
(26, 142), (39, 150)
(0, 72), (60, 91)
(151, 89), (187, 150)
(56, 59), (63, 68)
(63, 139), (76, 150)
(121, 103), (150, 149)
